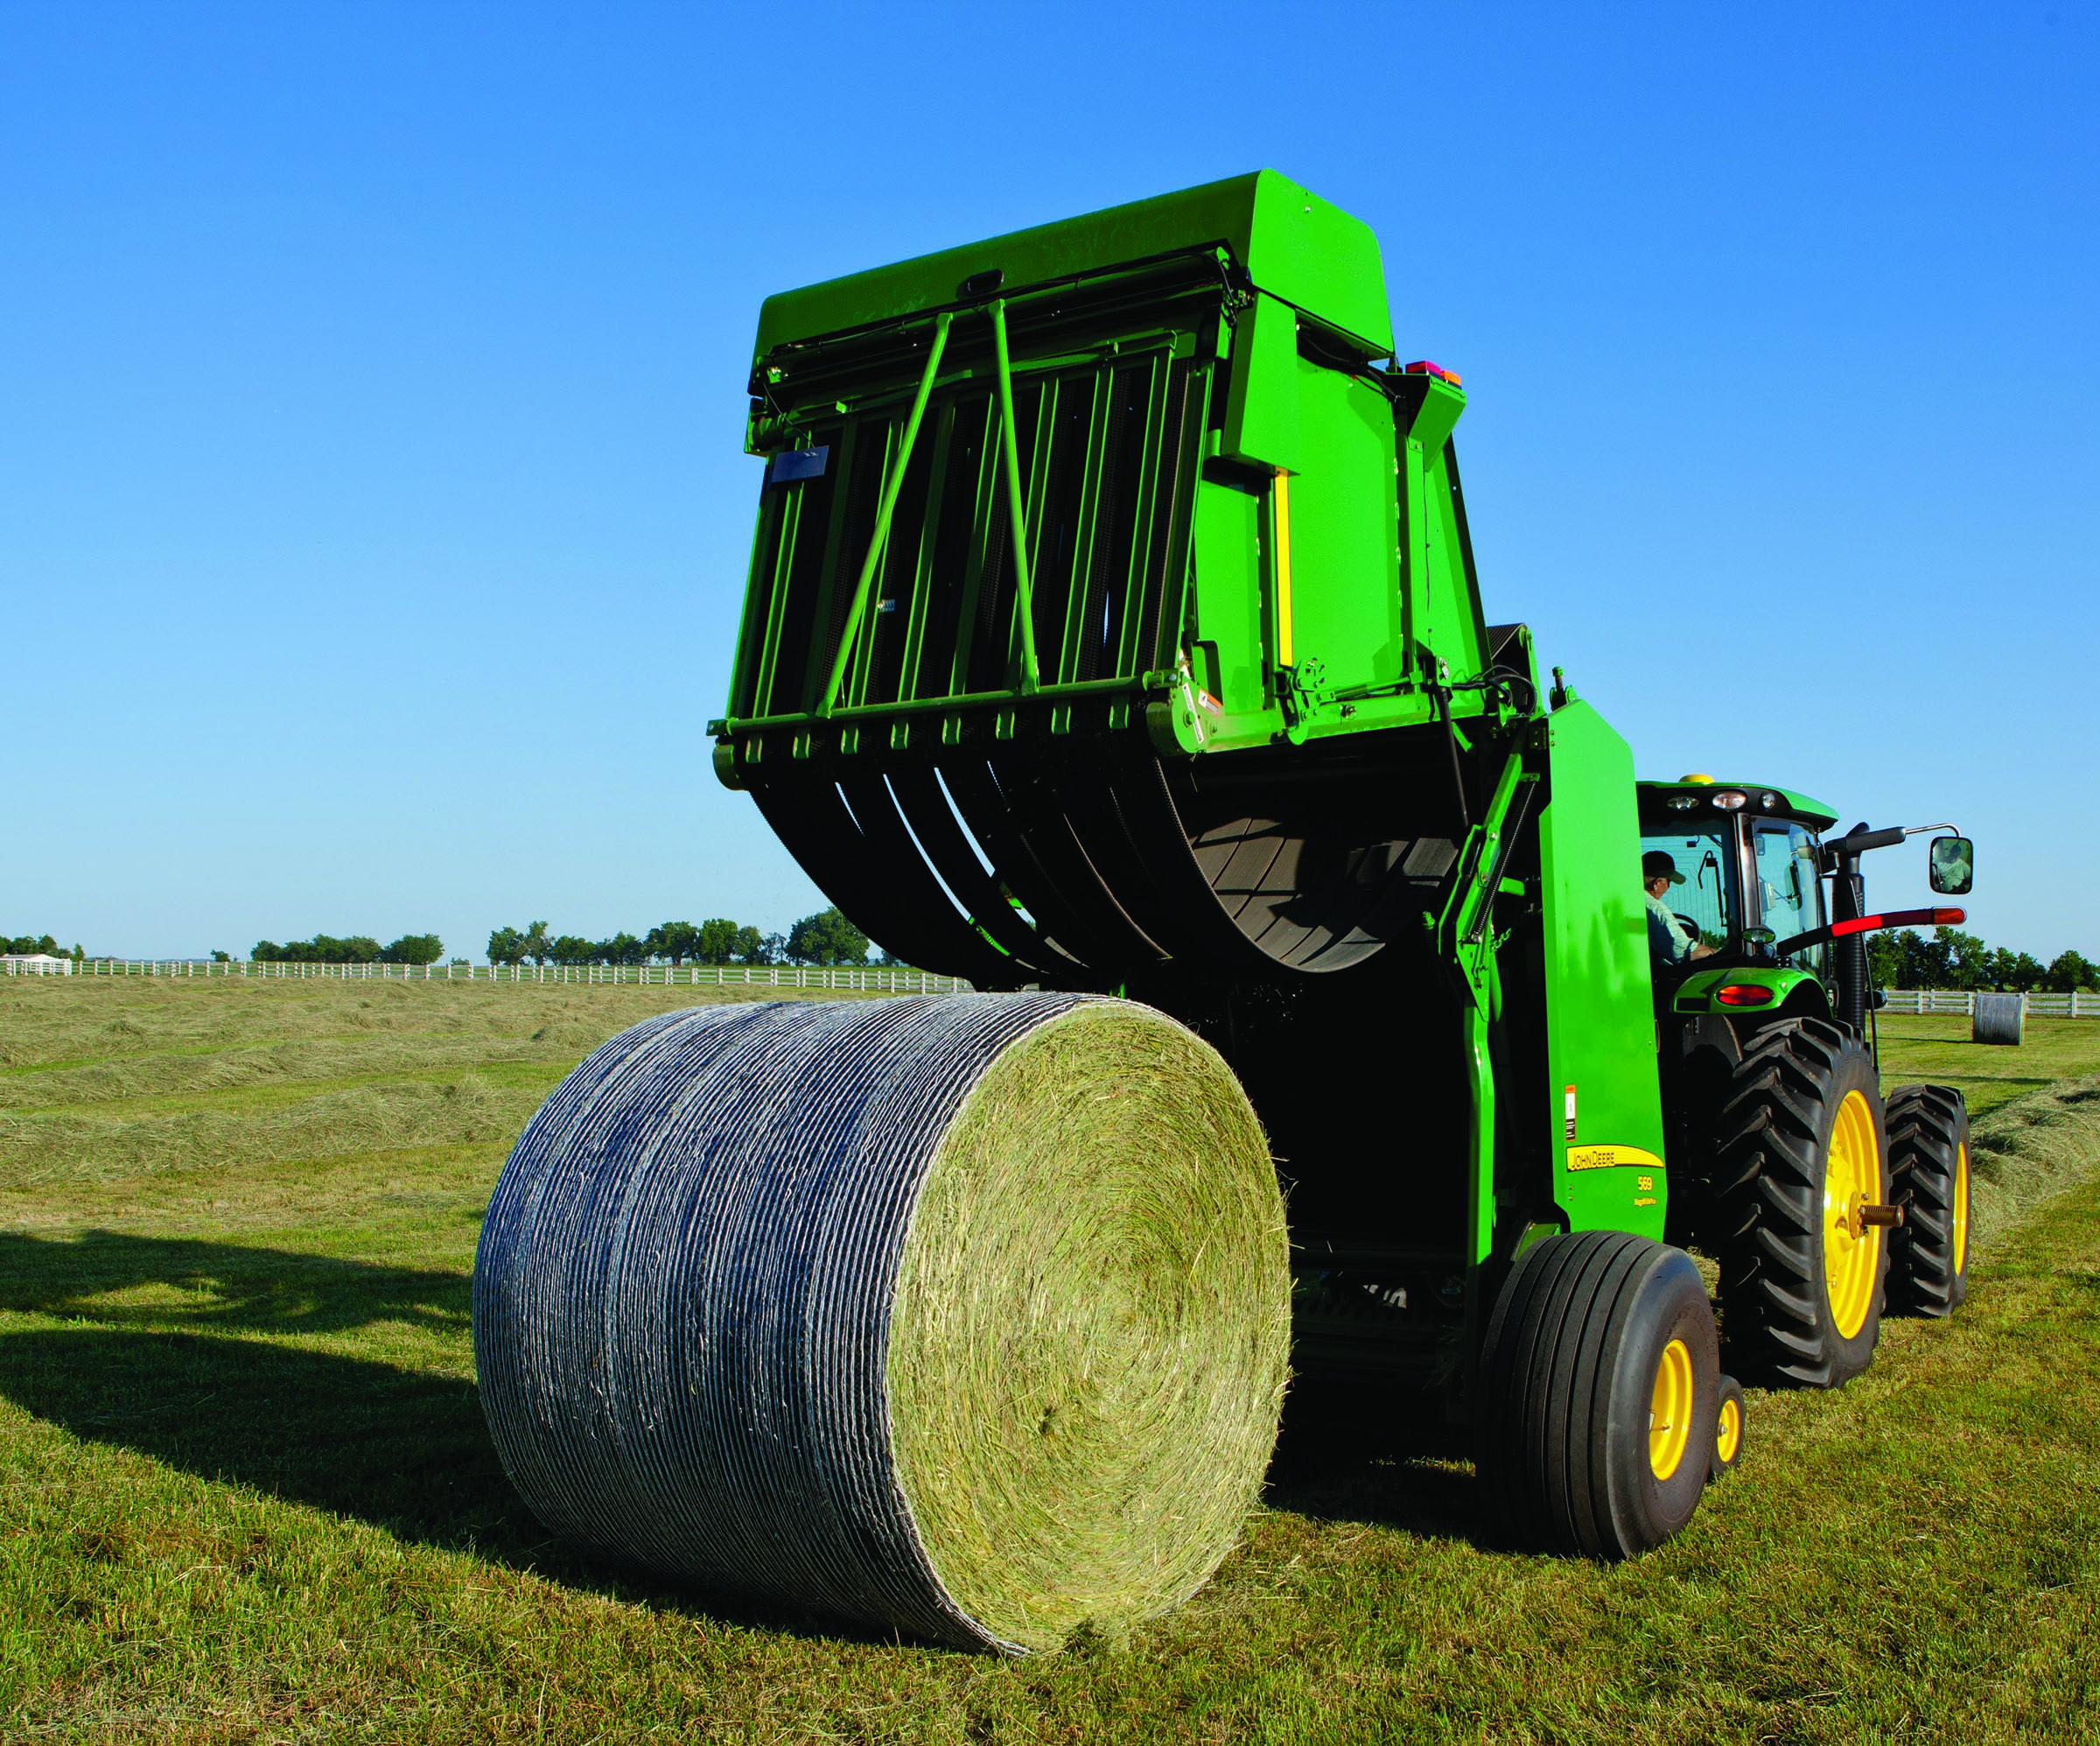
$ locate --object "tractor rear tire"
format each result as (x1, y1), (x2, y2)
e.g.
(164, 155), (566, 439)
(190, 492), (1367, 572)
(1886, 1083), (1971, 1316)
(1477, 1231), (1718, 1559)
(1712, 1018), (1889, 1389)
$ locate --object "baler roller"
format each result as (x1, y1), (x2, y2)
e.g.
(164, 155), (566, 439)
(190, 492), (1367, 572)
(748, 735), (1464, 986)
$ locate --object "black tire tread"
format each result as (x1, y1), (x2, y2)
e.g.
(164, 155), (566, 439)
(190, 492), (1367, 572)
(1711, 1017), (1886, 1389)
(1886, 1083), (1970, 1317)
(1478, 1231), (1713, 1560)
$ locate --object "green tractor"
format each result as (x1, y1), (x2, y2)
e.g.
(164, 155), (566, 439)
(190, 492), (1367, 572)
(707, 171), (1978, 1558)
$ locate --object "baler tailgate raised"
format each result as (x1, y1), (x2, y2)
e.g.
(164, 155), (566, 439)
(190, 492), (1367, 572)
(732, 333), (1207, 729)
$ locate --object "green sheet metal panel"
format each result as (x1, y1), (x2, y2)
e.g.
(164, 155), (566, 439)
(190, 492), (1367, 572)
(1669, 964), (1826, 1014)
(1400, 382), (1488, 692)
(1284, 352), (1403, 704)
(1220, 292), (1302, 472)
(754, 171), (1394, 361)
(1536, 702), (1669, 1242)
(1186, 360), (1489, 755)
(1189, 477), (1264, 714)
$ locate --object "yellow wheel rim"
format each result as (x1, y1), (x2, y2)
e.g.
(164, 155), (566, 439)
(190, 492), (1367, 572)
(1715, 1394), (1742, 1467)
(1648, 1338), (1694, 1481)
(1824, 1089), (1882, 1340)
(1952, 1140), (1970, 1277)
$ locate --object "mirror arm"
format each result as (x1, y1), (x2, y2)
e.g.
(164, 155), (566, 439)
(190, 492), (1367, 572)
(1818, 823), (1964, 873)
(1822, 826), (1905, 864)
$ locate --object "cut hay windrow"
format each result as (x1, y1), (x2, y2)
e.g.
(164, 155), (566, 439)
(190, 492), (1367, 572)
(472, 992), (1289, 1653)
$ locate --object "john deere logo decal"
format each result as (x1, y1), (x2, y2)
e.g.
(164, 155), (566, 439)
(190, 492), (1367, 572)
(1566, 1144), (1666, 1174)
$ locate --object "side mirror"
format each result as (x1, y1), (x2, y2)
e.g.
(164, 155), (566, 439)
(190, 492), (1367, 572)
(1742, 926), (1776, 954)
(1928, 835), (1974, 896)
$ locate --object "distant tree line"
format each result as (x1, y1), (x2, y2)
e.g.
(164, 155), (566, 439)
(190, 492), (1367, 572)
(486, 907), (878, 969)
(5, 933), (81, 960)
(1869, 926), (2098, 994)
(251, 933), (445, 965)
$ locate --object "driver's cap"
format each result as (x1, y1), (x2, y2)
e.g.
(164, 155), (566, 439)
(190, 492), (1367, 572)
(1642, 851), (1686, 886)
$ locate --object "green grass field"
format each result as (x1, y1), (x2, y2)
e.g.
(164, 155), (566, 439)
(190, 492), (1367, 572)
(4, 978), (2097, 1742)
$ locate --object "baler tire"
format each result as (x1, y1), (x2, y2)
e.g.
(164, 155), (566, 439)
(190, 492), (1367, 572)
(1886, 1083), (1971, 1317)
(1477, 1231), (1718, 1560)
(1710, 1374), (1746, 1482)
(1712, 1018), (1889, 1390)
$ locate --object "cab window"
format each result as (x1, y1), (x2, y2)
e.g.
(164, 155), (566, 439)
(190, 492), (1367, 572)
(1754, 821), (1828, 979)
(1639, 826), (1735, 950)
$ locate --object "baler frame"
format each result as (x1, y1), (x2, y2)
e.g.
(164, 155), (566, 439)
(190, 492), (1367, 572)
(695, 169), (1981, 1566)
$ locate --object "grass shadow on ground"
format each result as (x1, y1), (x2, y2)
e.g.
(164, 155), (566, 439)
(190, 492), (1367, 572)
(0, 1228), (472, 1333)
(0, 1232), (532, 1562)
(0, 1231), (948, 1651)
(0, 1326), (513, 1545)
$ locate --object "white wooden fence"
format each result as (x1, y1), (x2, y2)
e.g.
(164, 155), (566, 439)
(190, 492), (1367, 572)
(10, 958), (969, 994)
(13, 957), (2093, 1013)
(1879, 989), (2096, 1018)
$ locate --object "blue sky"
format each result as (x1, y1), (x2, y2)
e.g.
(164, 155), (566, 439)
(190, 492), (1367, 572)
(4, 3), (2094, 962)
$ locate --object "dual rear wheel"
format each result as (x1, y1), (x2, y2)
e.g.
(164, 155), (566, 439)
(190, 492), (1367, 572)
(1712, 1018), (1894, 1388)
(1712, 1373), (1746, 1480)
(1713, 1020), (1972, 1385)
(1478, 1231), (1742, 1559)
(1886, 1083), (1972, 1316)
(1478, 1025), (1970, 1557)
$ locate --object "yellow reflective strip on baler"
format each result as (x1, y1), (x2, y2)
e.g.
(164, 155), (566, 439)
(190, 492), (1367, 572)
(1274, 467), (1293, 669)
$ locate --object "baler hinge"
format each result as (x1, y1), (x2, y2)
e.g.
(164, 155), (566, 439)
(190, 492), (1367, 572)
(1464, 778), (1537, 947)
(1437, 753), (1536, 983)
(1275, 663), (1306, 729)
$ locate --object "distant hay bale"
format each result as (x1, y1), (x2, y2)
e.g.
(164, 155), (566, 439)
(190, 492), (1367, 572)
(1973, 992), (2026, 1046)
(472, 993), (1289, 1653)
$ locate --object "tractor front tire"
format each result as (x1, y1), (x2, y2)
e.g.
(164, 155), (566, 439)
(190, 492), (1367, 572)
(1712, 1018), (1889, 1389)
(1886, 1083), (1971, 1316)
(1478, 1231), (1718, 1559)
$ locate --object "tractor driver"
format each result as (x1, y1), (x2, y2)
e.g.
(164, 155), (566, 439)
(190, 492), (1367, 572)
(1643, 851), (1714, 969)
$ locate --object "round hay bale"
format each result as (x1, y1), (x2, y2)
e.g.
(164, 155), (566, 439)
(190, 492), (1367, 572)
(472, 992), (1288, 1653)
(1973, 992), (2026, 1046)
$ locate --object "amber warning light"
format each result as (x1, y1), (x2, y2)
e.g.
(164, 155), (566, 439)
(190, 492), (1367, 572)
(1404, 360), (1462, 387)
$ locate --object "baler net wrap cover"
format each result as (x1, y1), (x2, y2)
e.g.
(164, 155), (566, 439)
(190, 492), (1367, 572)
(472, 992), (1289, 1653)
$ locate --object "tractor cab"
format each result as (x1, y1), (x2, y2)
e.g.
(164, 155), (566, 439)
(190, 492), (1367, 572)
(1639, 773), (1978, 1278)
(1636, 775), (1974, 1050)
(1636, 775), (1842, 1024)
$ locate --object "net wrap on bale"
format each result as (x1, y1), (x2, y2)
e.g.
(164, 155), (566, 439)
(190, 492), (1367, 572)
(1972, 991), (2026, 1047)
(472, 992), (1289, 1653)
